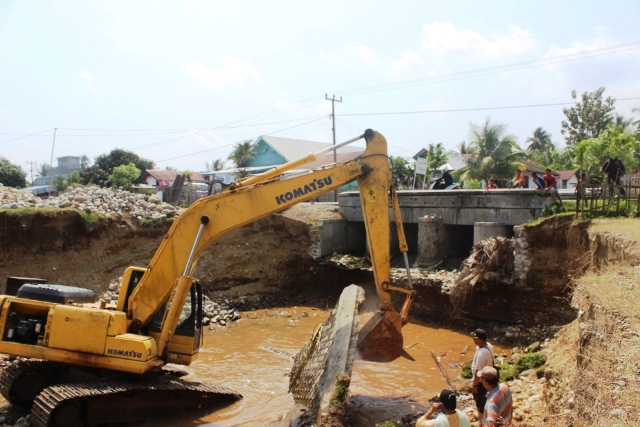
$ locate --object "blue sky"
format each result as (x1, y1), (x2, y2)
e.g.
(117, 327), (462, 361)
(1, 0), (639, 177)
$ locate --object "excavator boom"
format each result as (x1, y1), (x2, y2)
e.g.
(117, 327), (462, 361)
(128, 129), (412, 360)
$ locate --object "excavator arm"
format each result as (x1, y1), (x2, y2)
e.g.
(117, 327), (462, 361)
(128, 129), (413, 360)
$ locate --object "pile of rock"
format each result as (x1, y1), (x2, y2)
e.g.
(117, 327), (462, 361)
(203, 299), (241, 328)
(99, 276), (240, 329)
(0, 184), (182, 221)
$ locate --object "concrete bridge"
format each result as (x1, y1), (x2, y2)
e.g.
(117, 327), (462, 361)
(339, 189), (551, 225)
(314, 189), (554, 267)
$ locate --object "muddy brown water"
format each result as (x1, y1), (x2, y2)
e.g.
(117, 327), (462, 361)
(134, 307), (507, 427)
(0, 307), (508, 426)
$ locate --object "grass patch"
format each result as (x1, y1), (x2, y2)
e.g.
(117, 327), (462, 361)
(590, 218), (640, 243)
(377, 422), (404, 427)
(577, 264), (639, 317)
(516, 352), (546, 371)
(79, 211), (106, 228)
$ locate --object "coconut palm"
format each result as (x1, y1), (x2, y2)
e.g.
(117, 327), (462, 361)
(526, 127), (555, 166)
(228, 140), (255, 168)
(458, 117), (525, 186)
(526, 127), (554, 152)
(209, 159), (225, 171)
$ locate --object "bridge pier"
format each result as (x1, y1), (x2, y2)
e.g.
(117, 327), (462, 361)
(417, 215), (445, 268)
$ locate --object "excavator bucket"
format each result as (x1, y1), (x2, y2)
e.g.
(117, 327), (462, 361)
(356, 309), (404, 362)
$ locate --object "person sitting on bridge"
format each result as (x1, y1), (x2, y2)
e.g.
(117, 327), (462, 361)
(543, 168), (564, 209)
(511, 170), (526, 188)
(530, 171), (545, 189)
(487, 179), (498, 190)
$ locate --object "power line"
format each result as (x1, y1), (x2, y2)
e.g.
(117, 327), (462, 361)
(0, 129), (52, 144)
(339, 96), (640, 117)
(333, 42), (640, 97)
(157, 116), (328, 164)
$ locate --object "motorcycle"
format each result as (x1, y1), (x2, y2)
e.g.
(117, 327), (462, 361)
(429, 173), (460, 190)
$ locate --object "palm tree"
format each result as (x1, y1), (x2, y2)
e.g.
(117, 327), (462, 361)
(526, 127), (554, 152)
(206, 158), (225, 172)
(526, 127), (555, 166)
(458, 117), (524, 186)
(632, 107), (640, 131)
(37, 163), (51, 178)
(228, 140), (255, 168)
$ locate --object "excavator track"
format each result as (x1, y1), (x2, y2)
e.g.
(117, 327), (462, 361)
(31, 375), (242, 427)
(0, 359), (69, 408)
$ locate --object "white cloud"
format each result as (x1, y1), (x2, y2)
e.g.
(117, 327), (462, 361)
(421, 22), (537, 61)
(392, 51), (425, 77)
(78, 69), (98, 94)
(183, 56), (260, 90)
(346, 43), (381, 65)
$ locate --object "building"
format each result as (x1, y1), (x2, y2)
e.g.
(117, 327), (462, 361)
(33, 156), (82, 186)
(203, 135), (366, 201)
(557, 170), (579, 190)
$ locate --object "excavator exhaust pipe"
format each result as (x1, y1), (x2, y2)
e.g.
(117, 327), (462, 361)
(356, 309), (404, 362)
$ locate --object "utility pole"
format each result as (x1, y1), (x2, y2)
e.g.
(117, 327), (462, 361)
(26, 161), (37, 184)
(49, 128), (57, 188)
(325, 94), (342, 202)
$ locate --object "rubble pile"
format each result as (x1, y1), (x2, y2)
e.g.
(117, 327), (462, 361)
(0, 183), (182, 221)
(100, 277), (240, 329)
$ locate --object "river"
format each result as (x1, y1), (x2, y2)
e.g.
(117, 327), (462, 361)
(123, 306), (508, 427)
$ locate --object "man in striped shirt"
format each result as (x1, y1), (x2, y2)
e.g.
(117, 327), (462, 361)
(477, 366), (512, 426)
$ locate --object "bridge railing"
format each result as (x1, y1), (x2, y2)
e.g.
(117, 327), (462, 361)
(574, 180), (640, 217)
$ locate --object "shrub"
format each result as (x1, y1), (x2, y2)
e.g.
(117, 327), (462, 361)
(517, 352), (546, 371)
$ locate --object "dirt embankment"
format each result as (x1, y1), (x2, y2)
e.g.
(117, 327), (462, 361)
(0, 206), (362, 309)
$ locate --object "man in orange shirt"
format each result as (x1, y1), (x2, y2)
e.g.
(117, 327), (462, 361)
(512, 170), (526, 188)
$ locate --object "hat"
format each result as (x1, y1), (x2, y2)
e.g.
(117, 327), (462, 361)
(439, 389), (457, 410)
(477, 366), (498, 381)
(470, 328), (487, 341)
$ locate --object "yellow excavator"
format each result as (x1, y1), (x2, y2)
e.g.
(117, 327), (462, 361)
(0, 129), (415, 426)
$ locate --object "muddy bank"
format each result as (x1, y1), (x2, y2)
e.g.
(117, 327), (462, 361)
(0, 208), (582, 344)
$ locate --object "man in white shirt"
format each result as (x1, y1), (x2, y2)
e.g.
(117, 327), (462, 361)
(470, 328), (495, 419)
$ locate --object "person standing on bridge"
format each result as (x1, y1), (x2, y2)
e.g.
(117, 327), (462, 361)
(487, 179), (498, 190)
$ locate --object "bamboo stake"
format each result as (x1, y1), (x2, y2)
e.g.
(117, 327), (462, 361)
(430, 351), (457, 393)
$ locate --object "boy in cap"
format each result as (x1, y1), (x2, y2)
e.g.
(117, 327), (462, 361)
(470, 329), (495, 419)
(416, 388), (471, 427)
(477, 366), (513, 426)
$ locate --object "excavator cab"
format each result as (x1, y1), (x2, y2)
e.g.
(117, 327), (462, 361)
(118, 267), (204, 365)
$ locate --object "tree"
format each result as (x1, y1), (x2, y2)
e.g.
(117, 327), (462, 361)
(574, 125), (638, 182)
(80, 149), (154, 187)
(426, 143), (448, 174)
(228, 140), (255, 168)
(0, 157), (27, 188)
(632, 107), (640, 132)
(108, 163), (141, 191)
(37, 163), (51, 178)
(206, 158), (225, 172)
(389, 156), (413, 187)
(526, 127), (555, 167)
(561, 87), (615, 147)
(458, 117), (524, 186)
